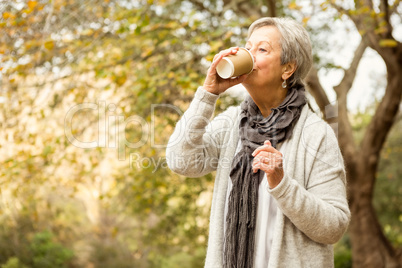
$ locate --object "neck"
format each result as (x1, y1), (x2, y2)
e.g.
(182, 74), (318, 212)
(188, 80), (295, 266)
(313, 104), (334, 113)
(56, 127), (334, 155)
(244, 85), (288, 117)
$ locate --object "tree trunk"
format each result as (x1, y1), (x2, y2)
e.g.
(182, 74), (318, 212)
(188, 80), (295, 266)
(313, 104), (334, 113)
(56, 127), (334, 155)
(348, 162), (401, 268)
(307, 41), (402, 267)
(347, 50), (402, 267)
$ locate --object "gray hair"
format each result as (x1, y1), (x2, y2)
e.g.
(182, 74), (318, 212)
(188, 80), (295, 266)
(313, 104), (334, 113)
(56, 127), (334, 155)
(248, 17), (313, 87)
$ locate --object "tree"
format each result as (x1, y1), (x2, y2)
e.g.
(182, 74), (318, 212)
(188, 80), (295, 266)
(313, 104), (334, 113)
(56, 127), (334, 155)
(1, 0), (401, 266)
(0, 0), (243, 266)
(304, 0), (402, 266)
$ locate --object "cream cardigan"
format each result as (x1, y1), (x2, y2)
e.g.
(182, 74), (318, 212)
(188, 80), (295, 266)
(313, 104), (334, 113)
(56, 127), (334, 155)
(166, 87), (351, 268)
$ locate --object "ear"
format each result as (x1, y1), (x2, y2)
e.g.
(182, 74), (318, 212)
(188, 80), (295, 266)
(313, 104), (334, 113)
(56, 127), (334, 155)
(281, 62), (297, 80)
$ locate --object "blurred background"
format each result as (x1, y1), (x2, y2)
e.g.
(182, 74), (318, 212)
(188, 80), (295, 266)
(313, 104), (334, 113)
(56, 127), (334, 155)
(0, 0), (401, 267)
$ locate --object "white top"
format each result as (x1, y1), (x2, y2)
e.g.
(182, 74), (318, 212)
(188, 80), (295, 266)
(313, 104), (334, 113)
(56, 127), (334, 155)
(223, 140), (287, 268)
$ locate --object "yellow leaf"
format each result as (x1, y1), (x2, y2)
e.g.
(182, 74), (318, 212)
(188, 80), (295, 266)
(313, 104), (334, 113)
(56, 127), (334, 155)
(3, 12), (16, 20)
(189, 72), (198, 79)
(302, 17), (310, 25)
(81, 29), (94, 36)
(379, 39), (398, 47)
(23, 8), (33, 14)
(166, 21), (178, 29)
(44, 40), (54, 50)
(288, 2), (301, 10)
(115, 74), (127, 86)
(223, 31), (233, 40)
(27, 0), (38, 10)
(379, 21), (388, 27)
(141, 48), (153, 58)
(111, 227), (118, 238)
(209, 40), (223, 52)
(375, 27), (388, 34)
(205, 55), (214, 62)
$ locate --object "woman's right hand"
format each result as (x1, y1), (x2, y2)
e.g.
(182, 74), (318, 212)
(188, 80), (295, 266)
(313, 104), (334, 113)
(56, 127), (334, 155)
(203, 47), (249, 95)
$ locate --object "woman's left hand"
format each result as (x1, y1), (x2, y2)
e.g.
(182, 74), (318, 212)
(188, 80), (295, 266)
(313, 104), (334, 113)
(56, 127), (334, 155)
(252, 140), (284, 189)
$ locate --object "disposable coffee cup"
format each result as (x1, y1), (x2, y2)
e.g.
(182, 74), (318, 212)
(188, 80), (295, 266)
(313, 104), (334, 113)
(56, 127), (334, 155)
(216, 47), (254, 79)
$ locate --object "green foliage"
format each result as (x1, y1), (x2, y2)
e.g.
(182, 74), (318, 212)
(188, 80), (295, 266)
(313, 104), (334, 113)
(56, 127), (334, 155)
(1, 258), (28, 268)
(29, 231), (74, 268)
(0, 213), (35, 265)
(149, 247), (206, 268)
(334, 235), (352, 268)
(89, 238), (139, 268)
(0, 219), (74, 268)
(374, 119), (402, 247)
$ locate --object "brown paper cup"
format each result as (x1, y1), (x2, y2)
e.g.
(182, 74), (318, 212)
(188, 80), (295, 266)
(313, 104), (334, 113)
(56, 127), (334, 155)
(216, 48), (254, 79)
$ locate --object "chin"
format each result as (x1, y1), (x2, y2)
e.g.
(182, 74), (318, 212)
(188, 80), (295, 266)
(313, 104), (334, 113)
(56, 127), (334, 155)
(242, 75), (258, 88)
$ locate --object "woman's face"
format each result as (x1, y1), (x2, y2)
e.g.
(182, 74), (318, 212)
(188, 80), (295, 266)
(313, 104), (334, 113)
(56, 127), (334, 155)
(243, 26), (284, 90)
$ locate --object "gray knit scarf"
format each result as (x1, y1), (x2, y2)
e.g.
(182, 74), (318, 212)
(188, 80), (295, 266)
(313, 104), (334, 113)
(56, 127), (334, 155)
(223, 84), (306, 268)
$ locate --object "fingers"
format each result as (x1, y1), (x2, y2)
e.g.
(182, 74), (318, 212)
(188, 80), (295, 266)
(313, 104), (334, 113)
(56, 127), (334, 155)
(203, 47), (242, 95)
(251, 140), (284, 188)
(253, 161), (275, 174)
(252, 140), (278, 157)
(210, 47), (239, 72)
(212, 47), (239, 62)
(227, 73), (249, 87)
(252, 151), (283, 173)
(252, 140), (283, 174)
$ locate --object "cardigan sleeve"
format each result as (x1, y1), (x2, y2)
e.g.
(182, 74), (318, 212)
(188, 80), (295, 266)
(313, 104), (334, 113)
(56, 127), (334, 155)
(268, 118), (351, 245)
(166, 87), (237, 178)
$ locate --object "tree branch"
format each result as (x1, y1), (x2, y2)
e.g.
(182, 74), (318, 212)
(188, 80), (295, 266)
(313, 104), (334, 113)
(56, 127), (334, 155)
(390, 0), (401, 14)
(221, 0), (262, 18)
(330, 2), (347, 14)
(305, 66), (330, 115)
(380, 0), (390, 22)
(377, 0), (394, 39)
(305, 64), (358, 166)
(333, 38), (368, 95)
(266, 0), (276, 17)
(360, 48), (402, 161)
(187, 0), (221, 16)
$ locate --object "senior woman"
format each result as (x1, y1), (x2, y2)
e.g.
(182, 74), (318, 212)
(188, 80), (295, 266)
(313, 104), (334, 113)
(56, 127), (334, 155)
(166, 17), (350, 268)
